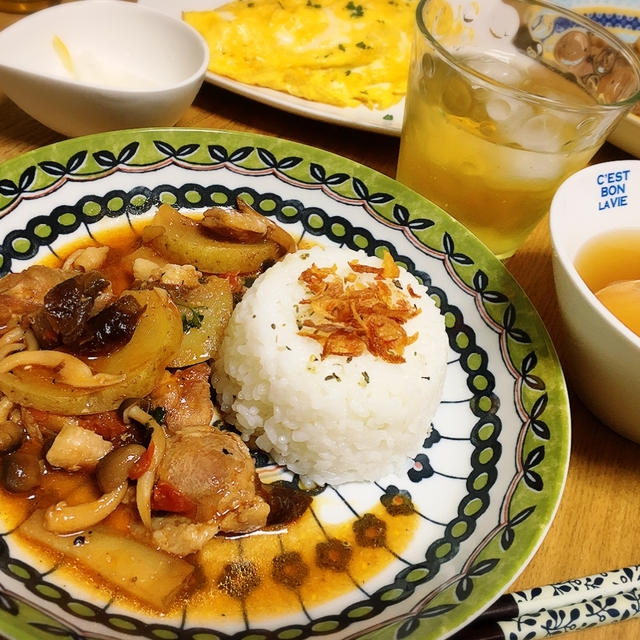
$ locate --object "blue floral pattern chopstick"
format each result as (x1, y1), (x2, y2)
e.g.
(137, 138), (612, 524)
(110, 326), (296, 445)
(450, 565), (640, 640)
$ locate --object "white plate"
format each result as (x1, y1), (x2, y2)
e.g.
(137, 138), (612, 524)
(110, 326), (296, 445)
(552, 0), (640, 157)
(138, 0), (405, 135)
(140, 0), (640, 153)
(197, 69), (404, 136)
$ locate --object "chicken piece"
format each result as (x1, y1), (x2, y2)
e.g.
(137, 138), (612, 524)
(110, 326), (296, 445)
(62, 246), (109, 272)
(149, 364), (214, 434)
(0, 265), (69, 302)
(22, 407), (134, 446)
(46, 423), (113, 471)
(154, 425), (269, 543)
(133, 260), (202, 289)
(21, 407), (73, 442)
(0, 265), (70, 325)
(132, 258), (167, 283)
(151, 516), (222, 557)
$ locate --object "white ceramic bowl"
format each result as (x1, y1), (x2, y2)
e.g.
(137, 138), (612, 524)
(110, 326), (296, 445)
(550, 160), (640, 442)
(0, 0), (208, 137)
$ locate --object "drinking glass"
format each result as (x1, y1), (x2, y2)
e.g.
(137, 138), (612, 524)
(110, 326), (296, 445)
(396, 0), (640, 259)
(0, 0), (59, 13)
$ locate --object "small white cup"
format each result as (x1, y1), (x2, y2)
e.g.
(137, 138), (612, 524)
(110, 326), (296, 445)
(550, 160), (640, 442)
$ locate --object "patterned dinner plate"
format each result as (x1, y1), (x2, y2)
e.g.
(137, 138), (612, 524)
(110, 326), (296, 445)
(0, 128), (570, 640)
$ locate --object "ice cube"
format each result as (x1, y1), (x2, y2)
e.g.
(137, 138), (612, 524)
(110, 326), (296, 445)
(490, 100), (536, 143)
(466, 54), (524, 87)
(486, 97), (523, 121)
(510, 113), (566, 153)
(499, 143), (564, 182)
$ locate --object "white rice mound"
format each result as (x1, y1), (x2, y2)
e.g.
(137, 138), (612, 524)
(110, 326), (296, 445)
(212, 245), (448, 486)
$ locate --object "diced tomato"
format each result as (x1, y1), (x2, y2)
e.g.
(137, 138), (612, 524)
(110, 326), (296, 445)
(151, 481), (196, 514)
(24, 407), (50, 424)
(128, 441), (154, 479)
(77, 411), (127, 441)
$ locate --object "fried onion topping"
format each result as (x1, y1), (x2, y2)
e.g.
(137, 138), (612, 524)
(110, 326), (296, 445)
(297, 255), (420, 363)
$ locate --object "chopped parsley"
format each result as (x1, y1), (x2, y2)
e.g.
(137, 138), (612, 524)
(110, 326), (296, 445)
(346, 1), (364, 17)
(150, 406), (167, 425)
(356, 41), (370, 49)
(177, 302), (206, 332)
(383, 114), (394, 121)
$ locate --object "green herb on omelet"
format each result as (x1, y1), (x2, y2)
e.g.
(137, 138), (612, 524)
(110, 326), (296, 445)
(346, 1), (364, 17)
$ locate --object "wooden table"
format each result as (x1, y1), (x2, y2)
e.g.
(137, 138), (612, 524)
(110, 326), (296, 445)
(1, 6), (639, 640)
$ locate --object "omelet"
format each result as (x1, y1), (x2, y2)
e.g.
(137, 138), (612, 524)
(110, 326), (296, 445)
(183, 0), (416, 109)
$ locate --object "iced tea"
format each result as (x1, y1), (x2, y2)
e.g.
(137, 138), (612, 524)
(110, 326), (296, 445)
(397, 0), (640, 259)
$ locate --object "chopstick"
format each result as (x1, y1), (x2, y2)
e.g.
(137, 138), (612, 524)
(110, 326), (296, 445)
(449, 565), (640, 640)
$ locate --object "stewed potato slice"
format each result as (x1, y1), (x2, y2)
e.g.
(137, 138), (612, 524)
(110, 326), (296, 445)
(144, 204), (282, 274)
(19, 510), (193, 610)
(169, 276), (234, 367)
(0, 289), (182, 415)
